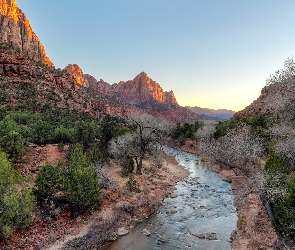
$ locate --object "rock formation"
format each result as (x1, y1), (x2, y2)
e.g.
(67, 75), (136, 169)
(84, 74), (111, 94)
(65, 64), (87, 87)
(111, 72), (177, 106)
(0, 0), (53, 67)
(82, 71), (198, 122)
(84, 74), (98, 90)
(0, 0), (197, 123)
(0, 46), (136, 118)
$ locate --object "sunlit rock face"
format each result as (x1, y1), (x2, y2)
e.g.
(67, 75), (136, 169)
(65, 64), (87, 87)
(0, 0), (53, 67)
(111, 72), (178, 105)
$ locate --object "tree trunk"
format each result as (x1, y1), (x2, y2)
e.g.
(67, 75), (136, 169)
(136, 156), (143, 175)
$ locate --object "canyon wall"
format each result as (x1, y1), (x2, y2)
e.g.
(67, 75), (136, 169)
(0, 0), (53, 67)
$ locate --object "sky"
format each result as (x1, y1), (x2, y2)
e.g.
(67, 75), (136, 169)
(16, 0), (295, 112)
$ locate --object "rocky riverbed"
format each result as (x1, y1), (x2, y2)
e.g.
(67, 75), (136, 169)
(106, 146), (238, 250)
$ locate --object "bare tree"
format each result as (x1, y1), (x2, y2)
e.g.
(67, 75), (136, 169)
(110, 112), (171, 174)
(270, 124), (295, 165)
(197, 124), (263, 172)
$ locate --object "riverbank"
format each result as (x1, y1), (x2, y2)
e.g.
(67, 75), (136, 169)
(1, 141), (281, 249)
(201, 161), (280, 249)
(220, 168), (279, 250)
(0, 145), (188, 250)
(106, 146), (237, 250)
(168, 139), (283, 250)
(47, 151), (189, 249)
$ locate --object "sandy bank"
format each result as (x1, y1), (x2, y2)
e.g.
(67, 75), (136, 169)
(46, 153), (189, 249)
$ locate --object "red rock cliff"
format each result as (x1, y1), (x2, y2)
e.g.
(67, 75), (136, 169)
(65, 64), (87, 87)
(84, 74), (111, 93)
(111, 72), (178, 105)
(0, 0), (53, 67)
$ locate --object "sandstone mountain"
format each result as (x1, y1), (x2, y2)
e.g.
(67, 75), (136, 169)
(0, 1), (198, 123)
(81, 71), (199, 122)
(110, 72), (177, 106)
(84, 74), (112, 94)
(0, 42), (136, 118)
(187, 106), (235, 120)
(0, 0), (53, 67)
(65, 64), (87, 87)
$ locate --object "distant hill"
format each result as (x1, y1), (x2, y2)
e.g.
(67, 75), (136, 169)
(186, 106), (235, 120)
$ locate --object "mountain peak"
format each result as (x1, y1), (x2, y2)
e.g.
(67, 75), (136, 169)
(65, 64), (87, 87)
(138, 71), (148, 76)
(0, 0), (53, 66)
(134, 71), (149, 80)
(109, 72), (178, 106)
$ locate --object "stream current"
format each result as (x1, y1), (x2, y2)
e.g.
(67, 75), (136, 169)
(108, 147), (238, 250)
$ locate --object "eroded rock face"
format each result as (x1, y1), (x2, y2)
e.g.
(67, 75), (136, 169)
(84, 74), (98, 90)
(111, 72), (177, 106)
(64, 64), (88, 87)
(0, 0), (53, 67)
(84, 74), (112, 94)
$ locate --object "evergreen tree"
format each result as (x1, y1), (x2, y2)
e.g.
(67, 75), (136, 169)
(0, 152), (35, 238)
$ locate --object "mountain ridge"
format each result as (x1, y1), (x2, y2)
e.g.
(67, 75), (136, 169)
(187, 106), (235, 120)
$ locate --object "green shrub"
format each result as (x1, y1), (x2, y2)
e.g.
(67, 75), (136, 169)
(35, 162), (62, 201)
(272, 176), (295, 237)
(99, 114), (129, 154)
(171, 121), (203, 140)
(54, 127), (73, 144)
(0, 152), (35, 238)
(63, 144), (100, 217)
(121, 156), (135, 176)
(64, 164), (100, 217)
(126, 174), (140, 192)
(90, 146), (102, 164)
(31, 120), (53, 145)
(73, 121), (98, 149)
(247, 114), (267, 129)
(0, 116), (27, 161)
(265, 148), (286, 175)
(34, 144), (101, 218)
(57, 142), (64, 152)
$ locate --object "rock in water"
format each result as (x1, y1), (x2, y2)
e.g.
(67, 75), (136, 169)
(117, 227), (129, 236)
(206, 232), (217, 240)
(166, 209), (177, 214)
(142, 228), (151, 236)
(170, 193), (177, 198)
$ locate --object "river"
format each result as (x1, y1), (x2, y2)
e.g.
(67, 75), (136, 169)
(107, 147), (238, 250)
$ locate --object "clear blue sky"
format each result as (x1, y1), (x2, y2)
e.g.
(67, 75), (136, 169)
(17, 0), (295, 111)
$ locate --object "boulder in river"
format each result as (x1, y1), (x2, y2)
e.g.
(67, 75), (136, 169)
(193, 233), (206, 239)
(206, 232), (217, 240)
(166, 209), (177, 214)
(170, 193), (177, 198)
(117, 227), (129, 236)
(142, 228), (151, 236)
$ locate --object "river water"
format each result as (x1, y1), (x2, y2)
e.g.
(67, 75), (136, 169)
(108, 147), (238, 250)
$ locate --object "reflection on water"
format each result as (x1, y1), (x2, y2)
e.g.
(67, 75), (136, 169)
(107, 147), (238, 250)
